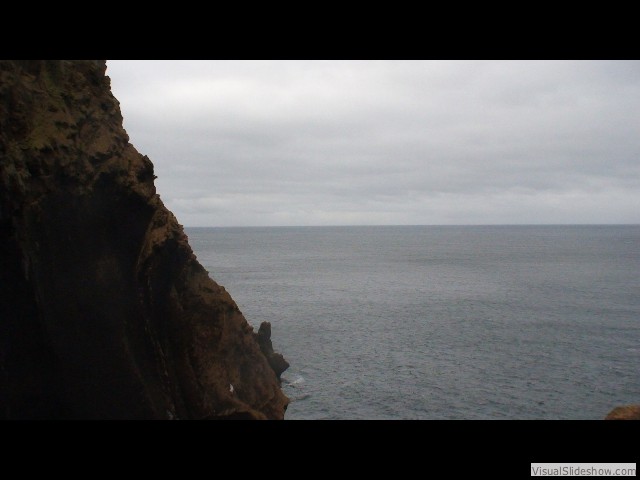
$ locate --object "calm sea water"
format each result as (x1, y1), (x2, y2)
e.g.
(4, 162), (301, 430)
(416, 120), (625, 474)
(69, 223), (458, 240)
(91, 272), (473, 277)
(186, 225), (640, 419)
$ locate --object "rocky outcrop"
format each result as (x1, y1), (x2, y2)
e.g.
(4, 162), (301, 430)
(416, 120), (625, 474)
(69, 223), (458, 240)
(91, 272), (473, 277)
(255, 322), (290, 381)
(605, 405), (640, 420)
(0, 60), (288, 419)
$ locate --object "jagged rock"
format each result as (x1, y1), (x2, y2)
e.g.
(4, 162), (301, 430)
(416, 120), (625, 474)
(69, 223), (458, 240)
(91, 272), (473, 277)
(0, 60), (289, 419)
(605, 405), (640, 420)
(256, 322), (290, 380)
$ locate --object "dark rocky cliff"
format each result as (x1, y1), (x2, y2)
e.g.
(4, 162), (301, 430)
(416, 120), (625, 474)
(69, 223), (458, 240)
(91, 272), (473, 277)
(0, 60), (288, 419)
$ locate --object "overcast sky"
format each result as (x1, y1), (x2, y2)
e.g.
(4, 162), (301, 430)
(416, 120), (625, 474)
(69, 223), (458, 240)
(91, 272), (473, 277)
(106, 60), (640, 227)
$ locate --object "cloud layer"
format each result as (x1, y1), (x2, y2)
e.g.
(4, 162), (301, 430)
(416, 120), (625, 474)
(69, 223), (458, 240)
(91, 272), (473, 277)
(106, 60), (640, 226)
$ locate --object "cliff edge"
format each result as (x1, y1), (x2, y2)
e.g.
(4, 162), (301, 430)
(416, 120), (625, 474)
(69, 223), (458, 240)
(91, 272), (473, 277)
(0, 60), (288, 419)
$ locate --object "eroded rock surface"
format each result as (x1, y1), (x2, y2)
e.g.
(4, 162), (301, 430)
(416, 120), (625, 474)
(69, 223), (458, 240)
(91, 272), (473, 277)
(605, 405), (640, 420)
(0, 60), (288, 419)
(256, 322), (290, 381)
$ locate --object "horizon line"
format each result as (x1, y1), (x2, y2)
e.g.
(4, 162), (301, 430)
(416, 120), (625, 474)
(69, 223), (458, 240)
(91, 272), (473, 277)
(183, 223), (640, 229)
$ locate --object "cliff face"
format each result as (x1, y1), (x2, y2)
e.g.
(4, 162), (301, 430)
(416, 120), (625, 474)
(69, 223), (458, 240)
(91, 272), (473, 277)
(0, 60), (288, 419)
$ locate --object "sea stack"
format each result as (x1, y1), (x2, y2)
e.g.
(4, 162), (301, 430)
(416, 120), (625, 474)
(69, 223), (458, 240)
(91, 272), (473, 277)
(0, 60), (288, 419)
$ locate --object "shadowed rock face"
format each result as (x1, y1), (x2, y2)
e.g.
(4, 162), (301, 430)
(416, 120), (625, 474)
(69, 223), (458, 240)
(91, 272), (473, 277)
(256, 322), (290, 381)
(0, 60), (288, 419)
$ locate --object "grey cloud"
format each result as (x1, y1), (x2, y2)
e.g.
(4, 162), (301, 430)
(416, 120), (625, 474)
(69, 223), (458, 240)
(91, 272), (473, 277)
(107, 60), (640, 226)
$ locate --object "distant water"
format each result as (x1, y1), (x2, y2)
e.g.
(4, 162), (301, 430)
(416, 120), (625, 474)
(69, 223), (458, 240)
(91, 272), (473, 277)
(186, 225), (640, 419)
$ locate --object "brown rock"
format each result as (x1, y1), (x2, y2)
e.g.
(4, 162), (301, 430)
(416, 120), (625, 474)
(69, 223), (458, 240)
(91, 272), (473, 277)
(256, 322), (290, 380)
(605, 405), (640, 420)
(0, 60), (288, 419)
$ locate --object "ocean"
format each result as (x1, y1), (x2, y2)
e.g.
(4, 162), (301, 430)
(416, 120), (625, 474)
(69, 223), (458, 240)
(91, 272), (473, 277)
(186, 225), (640, 419)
